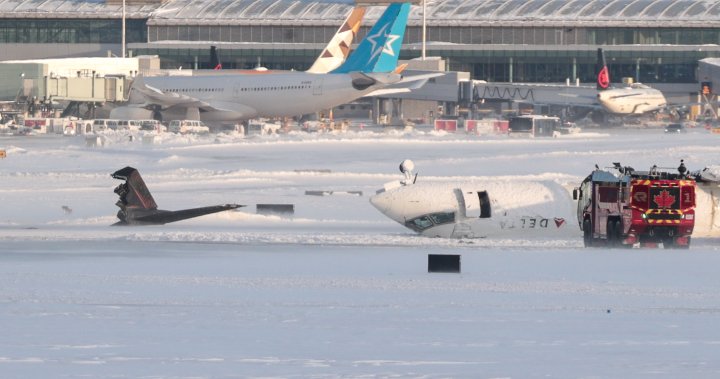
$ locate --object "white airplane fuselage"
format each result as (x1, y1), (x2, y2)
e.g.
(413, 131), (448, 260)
(596, 85), (667, 115)
(140, 72), (396, 121)
(370, 179), (576, 239)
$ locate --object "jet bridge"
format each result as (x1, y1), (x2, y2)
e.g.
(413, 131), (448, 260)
(471, 82), (598, 113)
(43, 76), (125, 102)
(0, 57), (158, 118)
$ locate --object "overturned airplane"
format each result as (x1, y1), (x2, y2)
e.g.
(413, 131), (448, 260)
(111, 166), (243, 225)
(370, 160), (575, 239)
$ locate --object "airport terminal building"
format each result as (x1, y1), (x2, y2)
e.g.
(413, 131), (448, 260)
(2, 0), (720, 87)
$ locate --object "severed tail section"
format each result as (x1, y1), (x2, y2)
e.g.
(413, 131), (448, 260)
(111, 166), (243, 225)
(112, 166), (158, 211)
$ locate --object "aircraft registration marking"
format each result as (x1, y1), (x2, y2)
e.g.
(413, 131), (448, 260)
(500, 217), (566, 230)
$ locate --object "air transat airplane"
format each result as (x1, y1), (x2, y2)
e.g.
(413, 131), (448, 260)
(369, 160), (576, 239)
(118, 3), (432, 122)
(595, 48), (668, 115)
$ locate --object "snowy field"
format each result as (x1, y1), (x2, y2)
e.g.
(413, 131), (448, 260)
(2, 126), (720, 378)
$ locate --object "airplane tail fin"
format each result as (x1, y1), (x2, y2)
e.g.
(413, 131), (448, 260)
(306, 7), (366, 73)
(210, 45), (222, 70)
(596, 48), (610, 91)
(111, 167), (244, 225)
(112, 166), (158, 211)
(331, 2), (410, 74)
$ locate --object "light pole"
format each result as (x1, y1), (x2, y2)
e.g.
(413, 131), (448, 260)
(422, 0), (426, 60)
(121, 0), (126, 58)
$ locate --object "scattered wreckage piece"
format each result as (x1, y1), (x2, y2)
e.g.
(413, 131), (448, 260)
(305, 190), (363, 196)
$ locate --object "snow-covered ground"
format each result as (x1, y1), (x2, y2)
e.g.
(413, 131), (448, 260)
(2, 126), (720, 378)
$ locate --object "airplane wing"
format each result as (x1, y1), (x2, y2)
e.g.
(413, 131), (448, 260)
(364, 72), (445, 97)
(365, 88), (412, 97)
(125, 204), (245, 225)
(397, 72), (445, 84)
(131, 77), (254, 118)
(133, 82), (217, 111)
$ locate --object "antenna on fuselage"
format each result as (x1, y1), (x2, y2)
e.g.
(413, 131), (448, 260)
(399, 159), (415, 185)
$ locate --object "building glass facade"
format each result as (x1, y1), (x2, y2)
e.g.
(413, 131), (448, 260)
(4, 0), (720, 85)
(137, 22), (720, 85)
(0, 19), (147, 44)
(148, 24), (720, 46)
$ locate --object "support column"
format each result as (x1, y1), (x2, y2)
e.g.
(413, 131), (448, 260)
(509, 57), (513, 83)
(572, 57), (577, 82)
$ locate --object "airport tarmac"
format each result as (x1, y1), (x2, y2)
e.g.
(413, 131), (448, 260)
(2, 126), (720, 377)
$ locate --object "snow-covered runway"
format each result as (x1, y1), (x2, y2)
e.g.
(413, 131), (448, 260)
(2, 127), (720, 377)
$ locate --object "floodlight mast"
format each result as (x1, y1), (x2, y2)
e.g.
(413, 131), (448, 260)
(422, 0), (426, 60)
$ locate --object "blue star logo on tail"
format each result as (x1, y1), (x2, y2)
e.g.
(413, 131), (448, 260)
(367, 26), (400, 61)
(367, 24), (390, 62)
(383, 34), (400, 56)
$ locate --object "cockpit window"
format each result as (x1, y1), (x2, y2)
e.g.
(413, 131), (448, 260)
(407, 216), (433, 231)
(429, 212), (455, 225)
(405, 212), (455, 232)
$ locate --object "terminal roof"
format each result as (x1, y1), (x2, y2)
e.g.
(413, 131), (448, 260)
(2, 0), (720, 27)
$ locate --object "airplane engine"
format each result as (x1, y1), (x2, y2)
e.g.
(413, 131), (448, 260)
(109, 106), (154, 120)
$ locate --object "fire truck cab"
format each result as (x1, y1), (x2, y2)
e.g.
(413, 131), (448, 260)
(574, 163), (696, 248)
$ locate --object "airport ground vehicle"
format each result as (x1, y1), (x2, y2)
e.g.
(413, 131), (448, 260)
(92, 119), (119, 132)
(138, 120), (166, 132)
(664, 123), (686, 133)
(168, 120), (210, 134)
(116, 120), (142, 131)
(508, 115), (560, 137)
(574, 163), (696, 248)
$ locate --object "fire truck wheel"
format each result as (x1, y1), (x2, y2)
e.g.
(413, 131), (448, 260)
(666, 237), (691, 249)
(583, 218), (593, 247)
(607, 219), (621, 248)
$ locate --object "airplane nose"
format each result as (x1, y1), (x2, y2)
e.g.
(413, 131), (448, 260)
(369, 192), (391, 213)
(369, 191), (405, 224)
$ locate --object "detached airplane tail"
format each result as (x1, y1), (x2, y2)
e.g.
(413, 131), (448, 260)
(307, 7), (366, 73)
(112, 166), (159, 211)
(111, 167), (242, 225)
(210, 45), (222, 70)
(597, 48), (610, 91)
(331, 2), (410, 74)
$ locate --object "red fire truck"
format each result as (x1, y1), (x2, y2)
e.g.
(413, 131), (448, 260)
(574, 162), (696, 248)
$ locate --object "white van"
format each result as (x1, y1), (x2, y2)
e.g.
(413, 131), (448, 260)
(92, 119), (119, 132)
(168, 120), (210, 134)
(116, 120), (142, 131)
(138, 119), (166, 132)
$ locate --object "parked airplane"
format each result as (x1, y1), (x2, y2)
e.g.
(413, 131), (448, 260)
(369, 160), (576, 238)
(116, 3), (425, 122)
(111, 7), (367, 120)
(595, 48), (668, 115)
(111, 166), (243, 225)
